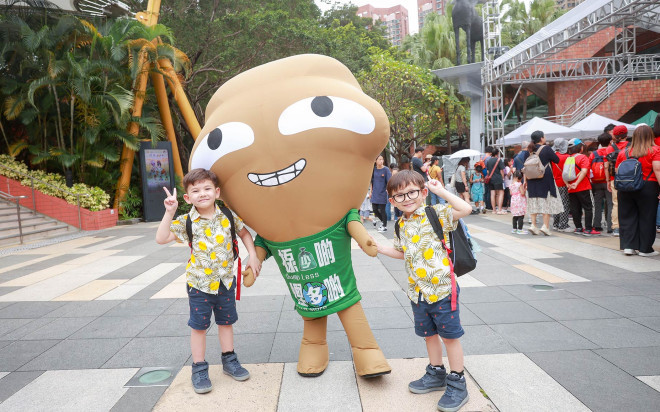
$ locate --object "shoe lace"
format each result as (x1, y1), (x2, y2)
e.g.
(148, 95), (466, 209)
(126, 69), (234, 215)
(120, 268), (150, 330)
(194, 368), (209, 383)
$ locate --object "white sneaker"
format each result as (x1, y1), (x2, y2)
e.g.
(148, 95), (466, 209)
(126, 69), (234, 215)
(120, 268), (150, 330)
(623, 249), (637, 256)
(511, 229), (518, 234)
(377, 227), (387, 233)
(529, 225), (540, 235)
(638, 251), (659, 257)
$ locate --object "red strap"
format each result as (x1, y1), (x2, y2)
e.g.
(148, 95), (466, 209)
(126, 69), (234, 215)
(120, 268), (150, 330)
(234, 240), (241, 300)
(441, 240), (458, 311)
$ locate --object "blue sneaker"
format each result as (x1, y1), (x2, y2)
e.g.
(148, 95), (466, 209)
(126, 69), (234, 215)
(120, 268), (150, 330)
(191, 361), (212, 394)
(222, 352), (250, 381)
(437, 373), (469, 411)
(409, 364), (447, 394)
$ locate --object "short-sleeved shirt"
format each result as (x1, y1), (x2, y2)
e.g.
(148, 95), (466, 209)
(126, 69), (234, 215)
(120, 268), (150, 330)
(170, 205), (244, 294)
(412, 157), (428, 181)
(393, 204), (458, 304)
(254, 210), (361, 318)
(371, 166), (391, 204)
(552, 152), (570, 188)
(429, 165), (442, 180)
(513, 150), (529, 171)
(454, 165), (466, 183)
(567, 153), (592, 193)
(615, 146), (660, 183)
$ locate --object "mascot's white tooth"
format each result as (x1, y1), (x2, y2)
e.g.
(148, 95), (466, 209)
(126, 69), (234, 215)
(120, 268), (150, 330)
(278, 173), (296, 183)
(248, 174), (259, 183)
(262, 177), (278, 186)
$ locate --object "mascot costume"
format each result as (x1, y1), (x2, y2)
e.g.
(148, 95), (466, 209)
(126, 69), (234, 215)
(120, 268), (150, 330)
(189, 54), (392, 378)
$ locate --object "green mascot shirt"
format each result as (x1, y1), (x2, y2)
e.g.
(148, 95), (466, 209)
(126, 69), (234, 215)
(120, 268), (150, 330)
(254, 209), (361, 318)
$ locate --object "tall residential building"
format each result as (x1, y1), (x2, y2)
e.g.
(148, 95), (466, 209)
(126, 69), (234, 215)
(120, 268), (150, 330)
(357, 4), (409, 46)
(417, 0), (448, 30)
(555, 0), (585, 10)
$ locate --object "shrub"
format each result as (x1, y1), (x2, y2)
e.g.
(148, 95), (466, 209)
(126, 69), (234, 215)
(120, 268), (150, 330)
(0, 155), (111, 211)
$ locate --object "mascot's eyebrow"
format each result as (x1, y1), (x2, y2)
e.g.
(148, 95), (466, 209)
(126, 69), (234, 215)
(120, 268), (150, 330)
(278, 96), (376, 136)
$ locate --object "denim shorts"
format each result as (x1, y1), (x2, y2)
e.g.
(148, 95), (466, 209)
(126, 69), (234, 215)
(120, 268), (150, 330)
(411, 287), (464, 339)
(187, 279), (237, 330)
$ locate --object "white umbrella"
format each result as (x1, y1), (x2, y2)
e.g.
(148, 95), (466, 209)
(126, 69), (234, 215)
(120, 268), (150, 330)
(496, 117), (581, 146)
(449, 149), (481, 159)
(571, 113), (636, 139)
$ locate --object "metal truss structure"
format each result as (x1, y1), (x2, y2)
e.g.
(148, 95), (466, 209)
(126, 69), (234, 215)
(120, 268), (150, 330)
(482, 0), (660, 147)
(74, 0), (131, 16)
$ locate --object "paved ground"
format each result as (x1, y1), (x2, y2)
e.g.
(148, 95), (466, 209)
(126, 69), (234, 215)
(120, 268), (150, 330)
(0, 212), (659, 411)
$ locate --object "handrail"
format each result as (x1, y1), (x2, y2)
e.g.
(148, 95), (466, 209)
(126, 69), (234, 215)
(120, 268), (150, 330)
(0, 190), (28, 244)
(0, 163), (89, 230)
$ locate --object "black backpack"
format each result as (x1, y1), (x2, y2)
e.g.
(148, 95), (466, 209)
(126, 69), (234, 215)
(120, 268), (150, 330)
(394, 206), (476, 277)
(606, 141), (628, 176)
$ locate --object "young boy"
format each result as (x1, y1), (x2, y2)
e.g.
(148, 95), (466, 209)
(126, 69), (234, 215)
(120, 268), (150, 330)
(374, 170), (472, 412)
(156, 168), (261, 394)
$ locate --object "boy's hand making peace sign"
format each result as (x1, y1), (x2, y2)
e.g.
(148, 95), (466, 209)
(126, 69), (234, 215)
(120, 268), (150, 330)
(163, 187), (178, 214)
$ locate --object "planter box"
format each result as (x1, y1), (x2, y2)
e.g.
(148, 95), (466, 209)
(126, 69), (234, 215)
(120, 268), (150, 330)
(0, 175), (117, 230)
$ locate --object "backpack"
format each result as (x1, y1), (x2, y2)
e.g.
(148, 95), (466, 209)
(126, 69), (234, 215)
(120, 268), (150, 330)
(562, 155), (581, 183)
(522, 146), (547, 179)
(591, 152), (607, 183)
(606, 141), (628, 176)
(186, 205), (242, 299)
(614, 149), (653, 192)
(394, 206), (476, 277)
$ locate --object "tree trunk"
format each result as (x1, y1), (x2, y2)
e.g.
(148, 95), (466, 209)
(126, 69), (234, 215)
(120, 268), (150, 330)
(522, 89), (528, 121)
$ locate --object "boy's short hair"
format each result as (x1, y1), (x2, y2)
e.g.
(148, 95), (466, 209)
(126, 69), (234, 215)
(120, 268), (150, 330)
(183, 168), (219, 191)
(597, 132), (612, 147)
(386, 170), (425, 196)
(414, 147), (424, 153)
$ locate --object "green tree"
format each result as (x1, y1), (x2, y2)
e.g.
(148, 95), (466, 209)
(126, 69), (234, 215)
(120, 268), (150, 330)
(358, 53), (448, 166)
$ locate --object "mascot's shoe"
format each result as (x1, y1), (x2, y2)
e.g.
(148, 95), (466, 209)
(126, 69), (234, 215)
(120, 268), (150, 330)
(437, 373), (469, 412)
(409, 364), (447, 394)
(297, 342), (329, 377)
(191, 361), (212, 394)
(221, 353), (250, 381)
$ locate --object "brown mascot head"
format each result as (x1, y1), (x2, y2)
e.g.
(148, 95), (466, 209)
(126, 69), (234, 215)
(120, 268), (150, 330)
(189, 54), (389, 242)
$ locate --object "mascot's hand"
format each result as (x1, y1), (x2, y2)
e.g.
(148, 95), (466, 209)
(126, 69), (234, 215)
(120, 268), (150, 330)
(347, 221), (377, 257)
(243, 267), (256, 287)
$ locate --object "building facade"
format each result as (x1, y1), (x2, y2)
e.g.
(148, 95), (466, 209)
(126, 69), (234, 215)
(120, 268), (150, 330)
(357, 4), (409, 46)
(555, 0), (585, 10)
(417, 0), (448, 31)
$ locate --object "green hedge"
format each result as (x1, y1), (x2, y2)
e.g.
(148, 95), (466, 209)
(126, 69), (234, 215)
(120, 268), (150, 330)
(0, 155), (111, 211)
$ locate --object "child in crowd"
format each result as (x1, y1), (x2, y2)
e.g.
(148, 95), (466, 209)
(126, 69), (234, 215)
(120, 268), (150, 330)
(470, 163), (485, 213)
(375, 170), (472, 412)
(155, 168), (261, 394)
(360, 192), (375, 225)
(509, 171), (528, 235)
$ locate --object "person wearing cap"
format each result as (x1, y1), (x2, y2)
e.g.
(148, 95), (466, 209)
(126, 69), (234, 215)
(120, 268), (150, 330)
(604, 125), (630, 236)
(525, 131), (562, 235)
(614, 125), (660, 256)
(565, 138), (599, 235)
(590, 133), (613, 233)
(550, 138), (571, 231)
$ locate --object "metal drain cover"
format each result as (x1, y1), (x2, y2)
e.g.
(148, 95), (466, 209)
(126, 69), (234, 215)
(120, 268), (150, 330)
(125, 367), (177, 387)
(532, 285), (555, 291)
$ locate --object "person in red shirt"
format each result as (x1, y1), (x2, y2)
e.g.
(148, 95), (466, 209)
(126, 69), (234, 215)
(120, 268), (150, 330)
(589, 133), (613, 232)
(614, 125), (660, 256)
(566, 138), (599, 235)
(551, 138), (571, 231)
(604, 125), (630, 236)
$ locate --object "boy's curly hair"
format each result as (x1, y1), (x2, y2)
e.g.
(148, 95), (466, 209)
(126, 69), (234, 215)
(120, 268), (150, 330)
(183, 168), (219, 191)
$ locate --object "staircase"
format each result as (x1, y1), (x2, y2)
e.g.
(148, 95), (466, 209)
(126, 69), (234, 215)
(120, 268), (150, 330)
(0, 198), (72, 247)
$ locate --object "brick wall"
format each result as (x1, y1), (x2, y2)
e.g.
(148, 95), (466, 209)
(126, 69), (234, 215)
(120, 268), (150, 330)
(592, 80), (660, 120)
(0, 175), (117, 230)
(547, 79), (606, 116)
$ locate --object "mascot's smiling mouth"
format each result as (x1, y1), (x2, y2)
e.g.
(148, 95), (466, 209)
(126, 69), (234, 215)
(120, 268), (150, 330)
(247, 159), (306, 187)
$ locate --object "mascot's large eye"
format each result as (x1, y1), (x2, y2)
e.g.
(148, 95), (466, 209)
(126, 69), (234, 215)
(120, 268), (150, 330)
(190, 122), (254, 170)
(278, 96), (376, 136)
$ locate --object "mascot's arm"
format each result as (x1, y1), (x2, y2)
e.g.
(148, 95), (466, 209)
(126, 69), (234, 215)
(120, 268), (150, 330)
(242, 246), (268, 287)
(347, 221), (377, 257)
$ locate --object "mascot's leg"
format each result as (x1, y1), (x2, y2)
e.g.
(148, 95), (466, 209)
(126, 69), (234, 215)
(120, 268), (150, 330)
(338, 302), (391, 378)
(297, 315), (329, 377)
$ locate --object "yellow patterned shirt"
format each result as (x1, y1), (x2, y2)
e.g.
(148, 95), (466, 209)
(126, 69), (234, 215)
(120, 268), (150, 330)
(170, 205), (244, 294)
(393, 204), (458, 304)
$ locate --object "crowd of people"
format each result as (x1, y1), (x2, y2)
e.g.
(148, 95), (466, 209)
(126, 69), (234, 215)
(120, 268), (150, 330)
(367, 120), (660, 257)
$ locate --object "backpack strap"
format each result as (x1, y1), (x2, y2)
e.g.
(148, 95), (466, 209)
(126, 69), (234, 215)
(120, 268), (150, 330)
(186, 214), (193, 251)
(219, 205), (242, 300)
(425, 206), (458, 311)
(394, 217), (402, 240)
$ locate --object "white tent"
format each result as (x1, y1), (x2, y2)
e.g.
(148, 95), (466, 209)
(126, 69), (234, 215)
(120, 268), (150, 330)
(571, 113), (636, 139)
(497, 117), (581, 146)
